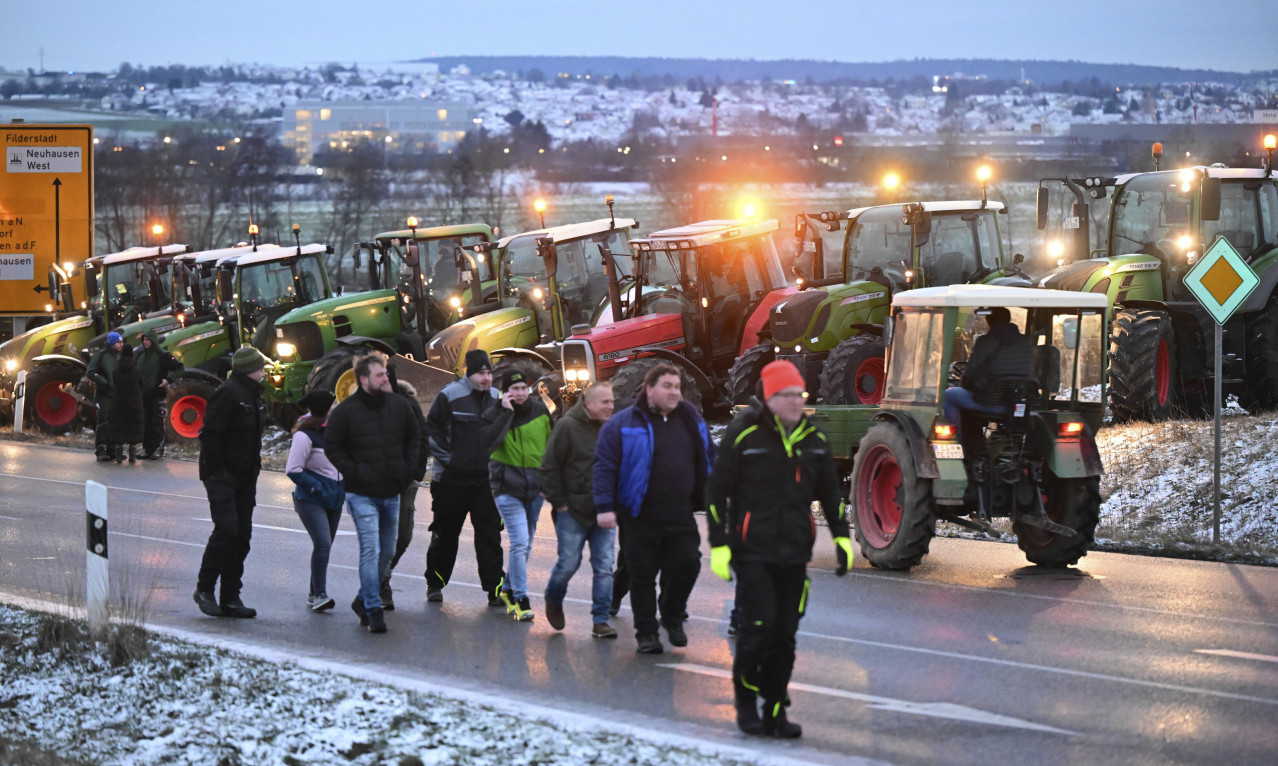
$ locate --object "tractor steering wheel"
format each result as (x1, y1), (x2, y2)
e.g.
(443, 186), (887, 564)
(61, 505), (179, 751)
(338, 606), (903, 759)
(948, 360), (967, 388)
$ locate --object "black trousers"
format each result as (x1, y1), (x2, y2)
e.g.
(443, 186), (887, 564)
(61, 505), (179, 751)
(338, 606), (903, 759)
(197, 476), (257, 601)
(425, 480), (505, 595)
(386, 480), (419, 576)
(732, 561), (809, 705)
(142, 393), (165, 456)
(93, 396), (114, 455)
(621, 514), (701, 637)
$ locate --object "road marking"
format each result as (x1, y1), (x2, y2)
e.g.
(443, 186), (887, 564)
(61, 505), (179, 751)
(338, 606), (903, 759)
(114, 531), (204, 548)
(0, 514), (22, 521)
(189, 518), (356, 536)
(1196, 649), (1278, 664)
(659, 663), (1077, 736)
(0, 472), (294, 511)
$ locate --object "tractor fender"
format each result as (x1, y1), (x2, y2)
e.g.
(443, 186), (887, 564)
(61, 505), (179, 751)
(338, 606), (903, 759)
(1116, 299), (1169, 313)
(488, 347), (558, 374)
(848, 323), (884, 337)
(871, 410), (940, 479)
(174, 367), (224, 386)
(1029, 414), (1104, 478)
(31, 354), (87, 373)
(626, 346), (716, 396)
(335, 336), (397, 356)
(1239, 271), (1278, 314)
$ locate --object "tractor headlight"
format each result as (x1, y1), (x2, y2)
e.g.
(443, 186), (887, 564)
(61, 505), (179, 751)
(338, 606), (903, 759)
(564, 368), (579, 382)
(449, 295), (462, 309)
(276, 341), (296, 358)
(3, 359), (16, 373)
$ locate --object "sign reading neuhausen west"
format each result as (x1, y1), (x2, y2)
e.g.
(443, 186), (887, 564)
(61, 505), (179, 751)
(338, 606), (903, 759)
(0, 124), (94, 315)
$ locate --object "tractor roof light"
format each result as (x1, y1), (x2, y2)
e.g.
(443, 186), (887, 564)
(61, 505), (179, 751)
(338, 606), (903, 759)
(976, 165), (992, 207)
(1047, 239), (1065, 259)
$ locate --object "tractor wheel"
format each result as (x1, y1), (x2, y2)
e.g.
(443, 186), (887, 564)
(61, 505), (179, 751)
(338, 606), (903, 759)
(850, 421), (935, 570)
(1240, 293), (1278, 413)
(1108, 309), (1176, 423)
(609, 356), (703, 412)
(819, 335), (886, 404)
(306, 346), (365, 397)
(270, 401), (300, 431)
(1014, 473), (1100, 568)
(25, 361), (86, 434)
(725, 343), (774, 405)
(166, 377), (217, 442)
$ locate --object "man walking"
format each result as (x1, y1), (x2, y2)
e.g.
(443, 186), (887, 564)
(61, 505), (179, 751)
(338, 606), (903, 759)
(707, 359), (854, 738)
(194, 345), (270, 619)
(541, 381), (618, 638)
(424, 349), (506, 607)
(135, 332), (183, 459)
(594, 364), (714, 654)
(86, 331), (125, 462)
(325, 354), (420, 634)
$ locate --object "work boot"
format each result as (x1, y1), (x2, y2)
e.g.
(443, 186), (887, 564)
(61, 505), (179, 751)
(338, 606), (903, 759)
(112, 445), (124, 464)
(736, 691), (764, 736)
(127, 445), (137, 465)
(762, 700), (802, 739)
(220, 598), (257, 619)
(193, 589), (222, 617)
(662, 619), (688, 647)
(367, 607), (387, 634)
(379, 578), (395, 611)
(426, 587), (443, 603)
(351, 595), (368, 626)
(635, 633), (664, 655)
(545, 600), (565, 630)
(591, 622), (618, 639)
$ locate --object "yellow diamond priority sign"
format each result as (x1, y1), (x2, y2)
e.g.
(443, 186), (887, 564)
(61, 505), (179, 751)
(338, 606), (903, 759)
(1183, 237), (1258, 325)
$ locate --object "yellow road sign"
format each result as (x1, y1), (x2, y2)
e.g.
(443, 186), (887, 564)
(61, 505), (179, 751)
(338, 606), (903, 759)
(1183, 237), (1259, 325)
(0, 124), (94, 315)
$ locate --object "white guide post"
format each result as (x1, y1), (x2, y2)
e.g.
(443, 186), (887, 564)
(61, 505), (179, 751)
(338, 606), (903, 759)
(86, 480), (108, 637)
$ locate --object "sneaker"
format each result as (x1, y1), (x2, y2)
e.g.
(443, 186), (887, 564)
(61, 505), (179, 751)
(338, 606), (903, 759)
(193, 589), (222, 617)
(762, 700), (802, 739)
(496, 588), (517, 613)
(379, 580), (395, 611)
(351, 596), (369, 626)
(635, 633), (664, 654)
(591, 623), (618, 639)
(662, 619), (688, 647)
(545, 600), (565, 630)
(309, 593), (335, 612)
(426, 587), (444, 603)
(513, 597), (534, 622)
(367, 607), (387, 634)
(220, 598), (256, 618)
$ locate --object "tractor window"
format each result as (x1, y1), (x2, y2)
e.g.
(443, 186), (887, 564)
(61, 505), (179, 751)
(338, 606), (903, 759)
(424, 234), (493, 292)
(919, 213), (999, 286)
(640, 250), (685, 289)
(103, 260), (166, 324)
(704, 239), (762, 357)
(1202, 181), (1275, 260)
(884, 309), (945, 405)
(845, 207), (912, 289)
(239, 261), (296, 309)
(294, 254), (329, 304)
(504, 235), (547, 281)
(1111, 172), (1196, 260)
(1030, 310), (1104, 402)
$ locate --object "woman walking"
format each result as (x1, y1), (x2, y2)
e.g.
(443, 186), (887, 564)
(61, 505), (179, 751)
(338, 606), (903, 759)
(286, 390), (345, 612)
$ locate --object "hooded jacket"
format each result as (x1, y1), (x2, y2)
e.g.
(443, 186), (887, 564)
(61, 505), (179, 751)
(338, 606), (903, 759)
(325, 386), (421, 498)
(540, 399), (603, 529)
(198, 370), (265, 481)
(426, 376), (501, 484)
(482, 395), (552, 501)
(86, 345), (121, 398)
(135, 332), (184, 398)
(707, 399), (848, 564)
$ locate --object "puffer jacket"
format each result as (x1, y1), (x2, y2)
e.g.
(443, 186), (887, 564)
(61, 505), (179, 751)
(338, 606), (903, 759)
(324, 386), (420, 498)
(961, 322), (1034, 395)
(198, 371), (265, 481)
(706, 399), (848, 565)
(426, 376), (501, 484)
(482, 396), (552, 501)
(540, 399), (602, 529)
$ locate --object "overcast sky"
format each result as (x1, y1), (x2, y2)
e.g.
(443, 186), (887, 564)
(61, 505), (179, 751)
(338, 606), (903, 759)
(4, 0), (1275, 75)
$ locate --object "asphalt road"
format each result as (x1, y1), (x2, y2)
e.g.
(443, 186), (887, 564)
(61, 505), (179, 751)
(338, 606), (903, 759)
(2, 440), (1276, 766)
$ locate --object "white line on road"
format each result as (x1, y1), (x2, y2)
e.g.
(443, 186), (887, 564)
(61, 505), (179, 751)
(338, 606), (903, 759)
(0, 472), (294, 511)
(1196, 649), (1278, 664)
(659, 663), (1078, 735)
(188, 518), (356, 536)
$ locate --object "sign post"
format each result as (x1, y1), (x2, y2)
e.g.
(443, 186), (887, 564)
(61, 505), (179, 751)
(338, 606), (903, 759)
(1182, 237), (1259, 543)
(0, 124), (94, 316)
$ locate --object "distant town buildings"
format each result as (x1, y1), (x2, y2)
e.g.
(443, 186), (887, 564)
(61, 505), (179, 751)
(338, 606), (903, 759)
(282, 100), (475, 164)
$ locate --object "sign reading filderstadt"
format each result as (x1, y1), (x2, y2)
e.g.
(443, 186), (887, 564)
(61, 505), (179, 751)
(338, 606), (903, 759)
(1183, 237), (1259, 325)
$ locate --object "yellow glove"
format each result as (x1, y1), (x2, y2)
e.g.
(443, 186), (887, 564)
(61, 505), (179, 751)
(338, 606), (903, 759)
(834, 537), (854, 577)
(710, 546), (733, 582)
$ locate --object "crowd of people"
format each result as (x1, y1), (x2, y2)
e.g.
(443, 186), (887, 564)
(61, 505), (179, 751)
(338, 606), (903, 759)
(189, 348), (852, 739)
(87, 331), (184, 463)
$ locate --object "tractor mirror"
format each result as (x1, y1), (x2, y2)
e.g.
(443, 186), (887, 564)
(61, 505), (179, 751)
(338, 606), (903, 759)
(883, 316), (894, 349)
(1035, 187), (1049, 230)
(47, 267), (59, 301)
(403, 239), (420, 268)
(1200, 176), (1221, 222)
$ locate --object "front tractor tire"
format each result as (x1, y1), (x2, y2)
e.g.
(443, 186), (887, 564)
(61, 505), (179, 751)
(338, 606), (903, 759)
(1014, 473), (1100, 567)
(166, 378), (218, 443)
(850, 421), (936, 570)
(1108, 309), (1176, 423)
(609, 356), (703, 412)
(25, 361), (86, 434)
(725, 343), (775, 405)
(306, 346), (365, 397)
(819, 335), (886, 405)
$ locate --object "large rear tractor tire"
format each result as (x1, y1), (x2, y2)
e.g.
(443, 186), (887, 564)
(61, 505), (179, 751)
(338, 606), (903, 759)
(1108, 309), (1177, 423)
(609, 356), (703, 413)
(725, 343), (774, 405)
(25, 361), (86, 434)
(819, 335), (886, 405)
(1014, 473), (1100, 568)
(850, 421), (935, 570)
(305, 346), (365, 397)
(166, 377), (218, 443)
(1240, 293), (1278, 413)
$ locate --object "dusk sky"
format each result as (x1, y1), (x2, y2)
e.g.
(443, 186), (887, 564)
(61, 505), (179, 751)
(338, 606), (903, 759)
(4, 0), (1275, 75)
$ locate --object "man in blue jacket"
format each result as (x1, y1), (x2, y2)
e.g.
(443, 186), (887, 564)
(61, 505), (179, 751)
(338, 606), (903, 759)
(594, 363), (715, 655)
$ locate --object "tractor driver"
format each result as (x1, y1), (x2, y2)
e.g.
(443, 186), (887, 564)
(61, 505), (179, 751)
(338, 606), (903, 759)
(942, 306), (1034, 448)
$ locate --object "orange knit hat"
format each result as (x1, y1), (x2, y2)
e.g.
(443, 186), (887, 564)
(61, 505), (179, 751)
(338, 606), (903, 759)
(760, 359), (805, 400)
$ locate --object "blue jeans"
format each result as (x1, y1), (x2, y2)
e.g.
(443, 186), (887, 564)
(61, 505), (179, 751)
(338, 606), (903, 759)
(346, 493), (399, 610)
(494, 494), (543, 600)
(942, 387), (1006, 442)
(545, 510), (617, 623)
(294, 498), (341, 598)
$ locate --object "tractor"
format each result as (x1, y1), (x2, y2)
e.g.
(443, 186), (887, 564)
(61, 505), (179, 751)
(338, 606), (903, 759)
(804, 284), (1108, 571)
(730, 195), (1029, 407)
(556, 218), (793, 412)
(1034, 136), (1278, 421)
(0, 243), (192, 433)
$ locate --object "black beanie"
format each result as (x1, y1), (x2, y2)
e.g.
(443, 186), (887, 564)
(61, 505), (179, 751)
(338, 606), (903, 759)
(465, 349), (491, 377)
(501, 369), (528, 391)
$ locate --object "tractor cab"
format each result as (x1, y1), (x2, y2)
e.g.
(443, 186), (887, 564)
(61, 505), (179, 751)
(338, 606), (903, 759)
(219, 244), (333, 352)
(86, 245), (189, 331)
(171, 244), (273, 327)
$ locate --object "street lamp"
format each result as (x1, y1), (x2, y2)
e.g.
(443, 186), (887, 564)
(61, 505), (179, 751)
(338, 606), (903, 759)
(151, 223), (164, 253)
(534, 198), (547, 228)
(882, 172), (901, 203)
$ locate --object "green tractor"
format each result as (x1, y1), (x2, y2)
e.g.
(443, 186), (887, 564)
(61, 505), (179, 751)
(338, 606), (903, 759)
(805, 284), (1108, 571)
(0, 243), (191, 433)
(422, 210), (639, 398)
(1034, 141), (1278, 421)
(728, 199), (1029, 407)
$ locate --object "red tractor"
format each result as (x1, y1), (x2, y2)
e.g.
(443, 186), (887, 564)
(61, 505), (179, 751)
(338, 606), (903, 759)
(557, 219), (795, 411)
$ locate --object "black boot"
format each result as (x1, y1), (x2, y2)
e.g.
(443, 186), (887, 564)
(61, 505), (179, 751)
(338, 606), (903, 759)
(379, 577), (395, 611)
(367, 607), (387, 634)
(128, 445), (137, 464)
(113, 445), (124, 464)
(735, 690), (764, 736)
(762, 699), (802, 739)
(220, 597), (257, 619)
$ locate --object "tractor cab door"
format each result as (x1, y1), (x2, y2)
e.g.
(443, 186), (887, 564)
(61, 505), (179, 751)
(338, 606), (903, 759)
(919, 213), (1000, 286)
(553, 229), (631, 331)
(1201, 178), (1278, 263)
(702, 236), (771, 360)
(794, 211), (846, 282)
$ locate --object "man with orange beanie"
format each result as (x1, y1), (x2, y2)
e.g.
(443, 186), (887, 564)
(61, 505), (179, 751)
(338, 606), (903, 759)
(706, 359), (853, 739)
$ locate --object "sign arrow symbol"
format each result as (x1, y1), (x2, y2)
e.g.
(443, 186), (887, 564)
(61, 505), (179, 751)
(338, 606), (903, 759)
(33, 284), (49, 294)
(52, 177), (62, 265)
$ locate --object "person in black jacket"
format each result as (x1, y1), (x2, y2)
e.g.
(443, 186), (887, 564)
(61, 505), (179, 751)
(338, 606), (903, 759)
(325, 354), (420, 634)
(380, 364), (430, 611)
(109, 345), (145, 464)
(424, 349), (506, 607)
(942, 307), (1035, 448)
(707, 359), (854, 739)
(86, 331), (124, 461)
(136, 332), (183, 459)
(193, 346), (269, 619)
